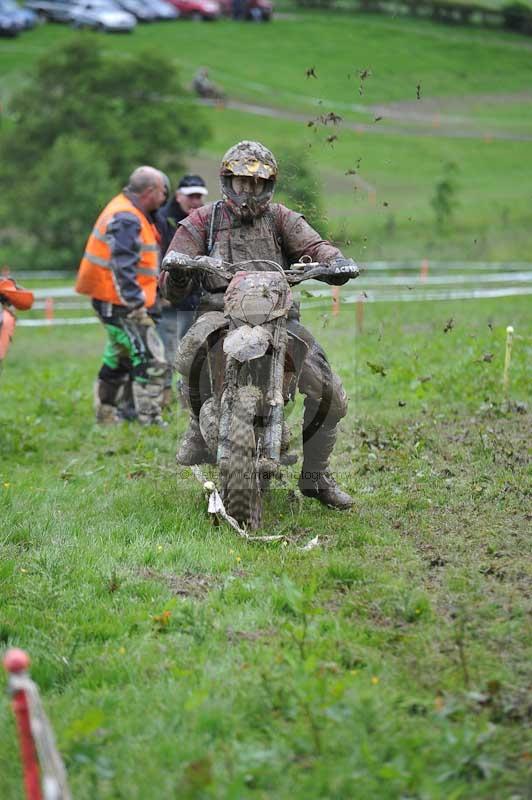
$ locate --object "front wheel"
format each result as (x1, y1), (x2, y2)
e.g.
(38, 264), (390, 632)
(221, 385), (262, 530)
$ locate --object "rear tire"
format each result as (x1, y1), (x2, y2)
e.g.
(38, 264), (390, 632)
(221, 385), (262, 530)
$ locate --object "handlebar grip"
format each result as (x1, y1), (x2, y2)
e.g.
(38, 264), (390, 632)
(161, 253), (230, 279)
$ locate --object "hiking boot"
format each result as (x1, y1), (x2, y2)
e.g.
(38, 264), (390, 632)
(94, 379), (122, 425)
(176, 417), (215, 465)
(96, 403), (122, 425)
(141, 415), (168, 428)
(117, 403), (138, 422)
(298, 471), (353, 510)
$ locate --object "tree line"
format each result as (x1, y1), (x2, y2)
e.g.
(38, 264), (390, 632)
(0, 37), (324, 272)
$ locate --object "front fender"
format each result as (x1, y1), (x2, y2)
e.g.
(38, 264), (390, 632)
(223, 324), (272, 363)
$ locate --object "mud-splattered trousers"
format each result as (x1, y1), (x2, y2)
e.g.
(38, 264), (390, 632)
(93, 300), (166, 424)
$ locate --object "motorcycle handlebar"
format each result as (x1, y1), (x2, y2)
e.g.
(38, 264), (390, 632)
(161, 253), (360, 285)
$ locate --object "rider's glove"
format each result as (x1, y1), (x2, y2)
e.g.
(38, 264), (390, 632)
(160, 251), (193, 301)
(161, 250), (190, 271)
(324, 257), (360, 286)
(126, 306), (154, 326)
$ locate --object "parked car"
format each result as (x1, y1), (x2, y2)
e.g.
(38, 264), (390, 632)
(25, 0), (74, 22)
(0, 8), (20, 34)
(218, 0), (272, 20)
(143, 0), (179, 19)
(70, 0), (136, 31)
(0, 0), (37, 28)
(166, 0), (220, 20)
(114, 0), (157, 20)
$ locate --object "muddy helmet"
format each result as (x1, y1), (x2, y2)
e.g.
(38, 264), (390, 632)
(220, 140), (278, 220)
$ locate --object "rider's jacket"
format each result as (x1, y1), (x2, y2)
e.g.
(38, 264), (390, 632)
(76, 192), (160, 308)
(161, 202), (342, 313)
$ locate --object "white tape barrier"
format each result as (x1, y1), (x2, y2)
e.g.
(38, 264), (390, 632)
(12, 262), (532, 282)
(302, 285), (532, 306)
(17, 285), (532, 328)
(19, 316), (98, 327)
(27, 270), (532, 300)
(362, 261), (532, 272)
(15, 263), (532, 328)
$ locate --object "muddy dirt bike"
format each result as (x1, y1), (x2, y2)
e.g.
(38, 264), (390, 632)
(166, 254), (359, 529)
(0, 277), (34, 371)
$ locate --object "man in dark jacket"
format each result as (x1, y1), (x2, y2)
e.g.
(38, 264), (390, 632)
(160, 141), (358, 510)
(156, 175), (208, 405)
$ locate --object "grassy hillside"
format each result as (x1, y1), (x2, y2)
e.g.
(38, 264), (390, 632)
(1, 13), (532, 262)
(1, 294), (530, 798)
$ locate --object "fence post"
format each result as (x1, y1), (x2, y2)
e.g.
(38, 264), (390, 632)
(331, 286), (340, 316)
(44, 298), (54, 323)
(503, 325), (514, 397)
(356, 292), (365, 334)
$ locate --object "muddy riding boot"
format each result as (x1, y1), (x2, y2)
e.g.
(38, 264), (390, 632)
(298, 424), (353, 510)
(132, 379), (167, 427)
(281, 421), (297, 466)
(117, 378), (137, 422)
(161, 386), (174, 410)
(94, 379), (122, 425)
(176, 415), (215, 465)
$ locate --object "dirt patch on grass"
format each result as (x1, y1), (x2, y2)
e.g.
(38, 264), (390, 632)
(138, 568), (217, 599)
(226, 627), (277, 643)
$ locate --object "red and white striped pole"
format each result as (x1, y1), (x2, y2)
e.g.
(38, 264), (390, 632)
(3, 649), (43, 800)
(3, 648), (71, 800)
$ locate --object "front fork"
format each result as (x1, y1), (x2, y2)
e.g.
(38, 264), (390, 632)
(263, 321), (288, 464)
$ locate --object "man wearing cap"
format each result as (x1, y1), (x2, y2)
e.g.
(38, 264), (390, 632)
(156, 175), (208, 406)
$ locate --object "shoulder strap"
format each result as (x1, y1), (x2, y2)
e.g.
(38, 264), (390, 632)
(207, 201), (223, 255)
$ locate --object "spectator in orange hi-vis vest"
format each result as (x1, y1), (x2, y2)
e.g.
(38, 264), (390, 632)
(76, 166), (168, 426)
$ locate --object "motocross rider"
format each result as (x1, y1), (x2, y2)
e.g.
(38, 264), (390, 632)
(160, 141), (357, 509)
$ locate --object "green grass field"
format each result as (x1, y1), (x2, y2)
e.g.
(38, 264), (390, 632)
(1, 10), (531, 798)
(1, 294), (530, 798)
(1, 12), (532, 262)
